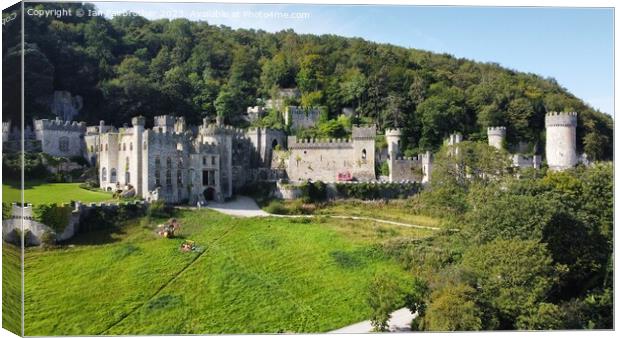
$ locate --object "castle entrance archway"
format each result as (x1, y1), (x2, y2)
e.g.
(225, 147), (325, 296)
(203, 187), (215, 201)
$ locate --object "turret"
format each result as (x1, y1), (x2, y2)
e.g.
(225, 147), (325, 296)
(545, 112), (578, 171)
(487, 126), (506, 150)
(385, 128), (402, 159)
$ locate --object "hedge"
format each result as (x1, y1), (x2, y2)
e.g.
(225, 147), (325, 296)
(335, 182), (421, 200)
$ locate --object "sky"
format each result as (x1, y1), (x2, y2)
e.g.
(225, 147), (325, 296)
(89, 2), (614, 116)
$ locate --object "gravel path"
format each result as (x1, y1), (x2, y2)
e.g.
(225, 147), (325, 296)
(202, 196), (270, 217)
(330, 308), (415, 333)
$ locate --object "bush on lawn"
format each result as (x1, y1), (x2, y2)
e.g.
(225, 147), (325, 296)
(33, 203), (73, 233)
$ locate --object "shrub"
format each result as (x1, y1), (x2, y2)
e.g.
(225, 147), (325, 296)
(264, 200), (288, 214)
(33, 203), (73, 233)
(2, 203), (12, 220)
(335, 182), (420, 200)
(147, 200), (171, 218)
(299, 181), (327, 203)
(39, 230), (57, 248)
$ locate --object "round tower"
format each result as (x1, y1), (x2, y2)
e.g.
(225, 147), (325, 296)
(487, 126), (506, 150)
(385, 128), (402, 159)
(545, 112), (578, 171)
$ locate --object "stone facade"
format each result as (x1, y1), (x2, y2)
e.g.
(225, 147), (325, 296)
(286, 125), (377, 182)
(33, 118), (87, 157)
(284, 106), (321, 129)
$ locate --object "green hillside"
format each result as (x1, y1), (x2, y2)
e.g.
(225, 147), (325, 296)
(3, 2), (612, 159)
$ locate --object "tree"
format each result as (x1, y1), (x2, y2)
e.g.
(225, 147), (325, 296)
(296, 54), (325, 93)
(516, 303), (564, 330)
(417, 84), (468, 150)
(423, 283), (482, 331)
(366, 274), (403, 332)
(460, 239), (558, 328)
(215, 86), (237, 121)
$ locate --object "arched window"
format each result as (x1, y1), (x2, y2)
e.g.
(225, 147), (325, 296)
(59, 137), (69, 152)
(361, 149), (367, 160)
(130, 142), (133, 151)
(125, 157), (130, 171)
(122, 143), (126, 151)
(166, 170), (172, 186)
(178, 158), (184, 169)
(155, 170), (161, 186)
(90, 145), (94, 153)
(211, 156), (216, 165)
(177, 170), (183, 185)
(101, 167), (107, 182)
(125, 171), (131, 184)
(110, 168), (117, 183)
(155, 157), (161, 169)
(272, 139), (279, 149)
(105, 144), (108, 151)
(166, 157), (172, 168)
(203, 157), (207, 165)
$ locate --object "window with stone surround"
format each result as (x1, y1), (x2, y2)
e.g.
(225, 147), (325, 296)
(101, 167), (107, 182)
(59, 137), (69, 152)
(110, 168), (117, 183)
(177, 170), (183, 186)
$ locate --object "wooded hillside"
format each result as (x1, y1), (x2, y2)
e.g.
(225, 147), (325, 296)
(2, 2), (613, 159)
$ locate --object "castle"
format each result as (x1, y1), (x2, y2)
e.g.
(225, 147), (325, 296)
(2, 111), (583, 204)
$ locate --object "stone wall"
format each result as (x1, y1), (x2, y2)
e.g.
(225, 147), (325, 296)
(33, 118), (87, 158)
(285, 106), (321, 129)
(0, 201), (138, 245)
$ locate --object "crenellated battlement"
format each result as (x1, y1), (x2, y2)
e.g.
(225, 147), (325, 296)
(154, 115), (175, 127)
(545, 111), (578, 127)
(199, 123), (247, 137)
(487, 126), (507, 135)
(34, 118), (86, 132)
(287, 136), (353, 149)
(385, 128), (402, 137)
(445, 132), (463, 145)
(352, 124), (377, 139)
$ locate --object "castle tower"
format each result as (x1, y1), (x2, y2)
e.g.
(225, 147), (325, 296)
(131, 116), (145, 195)
(545, 112), (578, 171)
(154, 115), (175, 133)
(174, 117), (186, 134)
(445, 132), (463, 156)
(421, 151), (432, 184)
(385, 129), (402, 160)
(352, 125), (377, 181)
(385, 129), (402, 182)
(487, 126), (506, 150)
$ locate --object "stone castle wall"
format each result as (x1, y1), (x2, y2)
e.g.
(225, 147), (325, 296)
(286, 126), (376, 182)
(285, 106), (321, 129)
(33, 118), (86, 157)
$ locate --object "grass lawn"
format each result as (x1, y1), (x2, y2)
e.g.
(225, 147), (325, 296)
(2, 181), (113, 205)
(23, 209), (432, 335)
(2, 244), (22, 336)
(265, 199), (442, 228)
